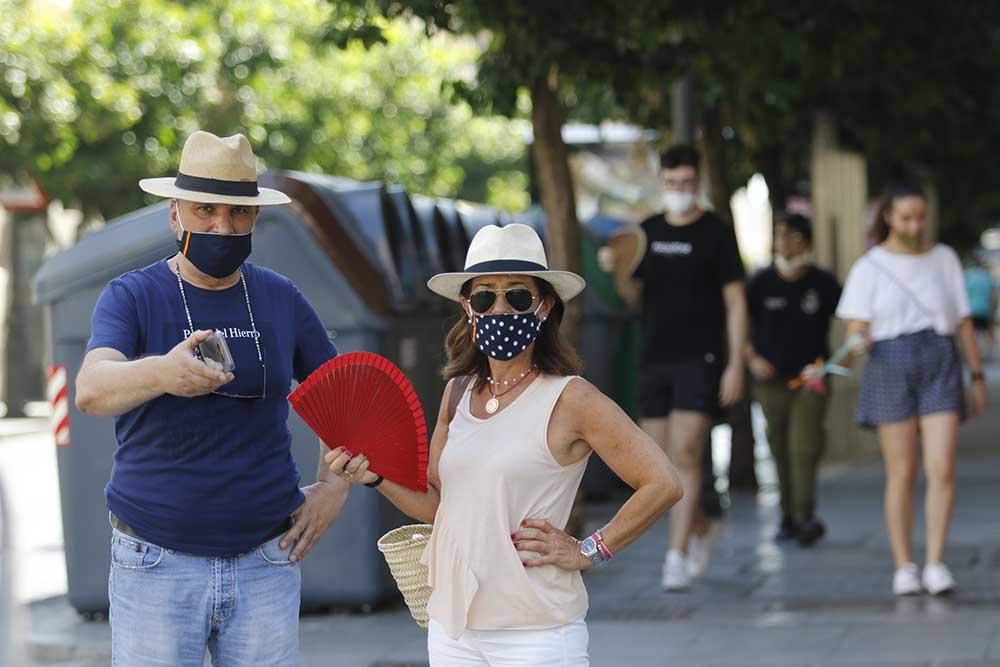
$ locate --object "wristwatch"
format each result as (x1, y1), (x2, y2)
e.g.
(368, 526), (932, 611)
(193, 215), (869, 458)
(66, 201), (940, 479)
(579, 535), (603, 567)
(971, 370), (986, 383)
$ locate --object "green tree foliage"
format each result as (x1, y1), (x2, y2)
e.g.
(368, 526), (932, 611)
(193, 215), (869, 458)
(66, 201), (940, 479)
(0, 0), (529, 219)
(629, 2), (1000, 247)
(326, 1), (681, 344)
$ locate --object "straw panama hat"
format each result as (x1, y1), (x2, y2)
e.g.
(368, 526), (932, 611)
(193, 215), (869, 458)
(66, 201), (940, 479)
(427, 223), (586, 302)
(139, 130), (291, 206)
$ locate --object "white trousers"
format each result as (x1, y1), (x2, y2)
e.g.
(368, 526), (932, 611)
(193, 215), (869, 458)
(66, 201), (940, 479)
(428, 618), (589, 666)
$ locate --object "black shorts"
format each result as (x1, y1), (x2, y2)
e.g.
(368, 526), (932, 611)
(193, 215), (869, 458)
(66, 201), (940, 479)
(638, 358), (723, 419)
(973, 316), (992, 331)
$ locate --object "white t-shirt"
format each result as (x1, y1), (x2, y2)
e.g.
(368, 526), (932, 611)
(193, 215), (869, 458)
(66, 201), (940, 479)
(836, 244), (971, 341)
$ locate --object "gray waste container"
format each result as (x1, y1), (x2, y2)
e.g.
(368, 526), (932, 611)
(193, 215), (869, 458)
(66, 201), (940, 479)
(435, 199), (470, 273)
(34, 177), (437, 614)
(265, 173), (448, 425)
(386, 186), (442, 313)
(455, 201), (500, 240)
(410, 195), (452, 275)
(509, 205), (548, 243)
(269, 171), (420, 313)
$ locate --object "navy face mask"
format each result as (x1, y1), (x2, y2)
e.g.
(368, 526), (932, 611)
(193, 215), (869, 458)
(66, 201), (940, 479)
(472, 306), (543, 360)
(176, 212), (252, 278)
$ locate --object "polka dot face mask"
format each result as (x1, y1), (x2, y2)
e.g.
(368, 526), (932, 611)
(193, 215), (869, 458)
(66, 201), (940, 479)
(470, 306), (543, 360)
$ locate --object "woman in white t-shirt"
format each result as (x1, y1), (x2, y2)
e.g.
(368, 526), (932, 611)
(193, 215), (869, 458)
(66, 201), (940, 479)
(837, 181), (987, 598)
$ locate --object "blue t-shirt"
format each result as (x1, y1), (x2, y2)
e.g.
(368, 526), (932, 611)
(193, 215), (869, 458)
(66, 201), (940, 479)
(87, 260), (337, 556)
(964, 267), (995, 318)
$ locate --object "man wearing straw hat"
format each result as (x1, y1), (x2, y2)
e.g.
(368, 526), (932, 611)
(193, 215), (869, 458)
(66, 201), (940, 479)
(75, 131), (348, 665)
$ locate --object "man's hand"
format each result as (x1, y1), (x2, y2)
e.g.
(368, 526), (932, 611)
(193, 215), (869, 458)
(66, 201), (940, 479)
(160, 330), (234, 397)
(281, 481), (346, 562)
(719, 363), (746, 407)
(748, 355), (777, 382)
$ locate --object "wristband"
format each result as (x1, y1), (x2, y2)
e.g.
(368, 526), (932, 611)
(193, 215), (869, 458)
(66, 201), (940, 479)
(593, 529), (614, 561)
(364, 475), (384, 489)
(971, 371), (986, 383)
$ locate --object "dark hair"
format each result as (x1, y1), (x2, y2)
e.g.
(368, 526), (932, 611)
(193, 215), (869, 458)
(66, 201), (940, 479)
(442, 277), (582, 387)
(874, 180), (926, 243)
(659, 144), (700, 172)
(775, 212), (812, 244)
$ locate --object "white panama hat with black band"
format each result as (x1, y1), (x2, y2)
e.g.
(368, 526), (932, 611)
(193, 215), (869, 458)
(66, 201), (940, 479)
(138, 130), (291, 206)
(427, 223), (586, 302)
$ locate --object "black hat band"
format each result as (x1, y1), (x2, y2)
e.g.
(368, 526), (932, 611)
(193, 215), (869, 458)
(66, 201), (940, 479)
(174, 172), (260, 197)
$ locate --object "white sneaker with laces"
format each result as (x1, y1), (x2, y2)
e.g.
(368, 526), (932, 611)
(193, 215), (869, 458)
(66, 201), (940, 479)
(662, 549), (690, 591)
(687, 522), (721, 578)
(892, 563), (921, 596)
(922, 562), (955, 596)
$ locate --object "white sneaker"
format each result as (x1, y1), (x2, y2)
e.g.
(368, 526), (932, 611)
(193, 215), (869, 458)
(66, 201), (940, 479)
(892, 563), (921, 596)
(661, 549), (690, 591)
(922, 562), (955, 596)
(687, 523), (721, 578)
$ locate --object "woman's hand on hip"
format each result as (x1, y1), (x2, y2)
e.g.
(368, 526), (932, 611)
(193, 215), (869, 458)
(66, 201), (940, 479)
(513, 519), (591, 571)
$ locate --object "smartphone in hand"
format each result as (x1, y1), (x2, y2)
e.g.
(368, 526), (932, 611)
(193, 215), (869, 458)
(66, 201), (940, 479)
(199, 330), (235, 373)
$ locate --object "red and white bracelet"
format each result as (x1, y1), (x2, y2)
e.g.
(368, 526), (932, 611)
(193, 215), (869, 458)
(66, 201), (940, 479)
(592, 530), (614, 561)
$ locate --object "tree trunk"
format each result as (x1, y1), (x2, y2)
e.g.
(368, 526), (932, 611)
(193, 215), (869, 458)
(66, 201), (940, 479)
(699, 103), (758, 494)
(530, 71), (582, 349)
(756, 144), (788, 212)
(699, 103), (734, 222)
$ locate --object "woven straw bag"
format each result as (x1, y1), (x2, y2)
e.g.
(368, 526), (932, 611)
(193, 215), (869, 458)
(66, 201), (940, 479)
(378, 524), (434, 628)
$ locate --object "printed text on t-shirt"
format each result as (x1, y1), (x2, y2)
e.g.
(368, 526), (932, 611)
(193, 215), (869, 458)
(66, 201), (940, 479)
(651, 241), (693, 256)
(183, 327), (261, 339)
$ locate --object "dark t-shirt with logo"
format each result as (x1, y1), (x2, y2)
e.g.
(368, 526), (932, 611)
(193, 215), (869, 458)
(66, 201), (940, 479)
(633, 211), (746, 365)
(747, 265), (842, 379)
(86, 260), (337, 556)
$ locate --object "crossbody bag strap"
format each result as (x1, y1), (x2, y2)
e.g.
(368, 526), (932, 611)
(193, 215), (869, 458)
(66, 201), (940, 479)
(447, 375), (473, 423)
(865, 254), (936, 320)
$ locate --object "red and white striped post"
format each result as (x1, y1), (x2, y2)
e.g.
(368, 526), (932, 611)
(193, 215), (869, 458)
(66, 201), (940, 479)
(47, 365), (70, 447)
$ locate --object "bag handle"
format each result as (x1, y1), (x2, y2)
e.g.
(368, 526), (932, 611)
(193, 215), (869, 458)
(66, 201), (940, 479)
(447, 375), (472, 423)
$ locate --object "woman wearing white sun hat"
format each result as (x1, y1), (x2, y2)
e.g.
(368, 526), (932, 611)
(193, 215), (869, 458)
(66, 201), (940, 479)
(327, 223), (683, 666)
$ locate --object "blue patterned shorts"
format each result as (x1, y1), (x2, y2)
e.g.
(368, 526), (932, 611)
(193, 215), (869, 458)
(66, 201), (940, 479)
(857, 329), (964, 428)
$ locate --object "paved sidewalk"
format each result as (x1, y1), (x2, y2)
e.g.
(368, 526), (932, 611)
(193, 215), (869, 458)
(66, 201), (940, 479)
(22, 456), (1000, 666)
(15, 364), (1000, 666)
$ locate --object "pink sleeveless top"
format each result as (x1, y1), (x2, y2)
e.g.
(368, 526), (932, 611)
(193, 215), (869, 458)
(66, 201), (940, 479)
(420, 374), (590, 639)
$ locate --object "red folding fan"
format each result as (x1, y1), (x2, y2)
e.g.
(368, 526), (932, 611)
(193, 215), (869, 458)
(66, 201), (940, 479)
(289, 351), (429, 492)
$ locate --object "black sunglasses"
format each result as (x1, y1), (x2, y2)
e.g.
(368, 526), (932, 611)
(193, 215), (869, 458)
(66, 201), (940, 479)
(468, 288), (537, 314)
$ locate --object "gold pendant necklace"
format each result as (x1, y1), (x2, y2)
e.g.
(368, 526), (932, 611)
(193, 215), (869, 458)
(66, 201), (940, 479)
(484, 366), (536, 414)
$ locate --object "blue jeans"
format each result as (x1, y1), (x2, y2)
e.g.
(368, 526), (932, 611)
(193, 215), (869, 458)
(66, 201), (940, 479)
(109, 526), (300, 666)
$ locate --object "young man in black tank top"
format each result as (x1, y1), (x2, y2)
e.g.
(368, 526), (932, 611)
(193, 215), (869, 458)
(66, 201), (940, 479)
(610, 144), (748, 591)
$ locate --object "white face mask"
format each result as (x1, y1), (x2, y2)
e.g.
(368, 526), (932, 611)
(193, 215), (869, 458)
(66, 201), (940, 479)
(662, 191), (695, 216)
(774, 252), (813, 276)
